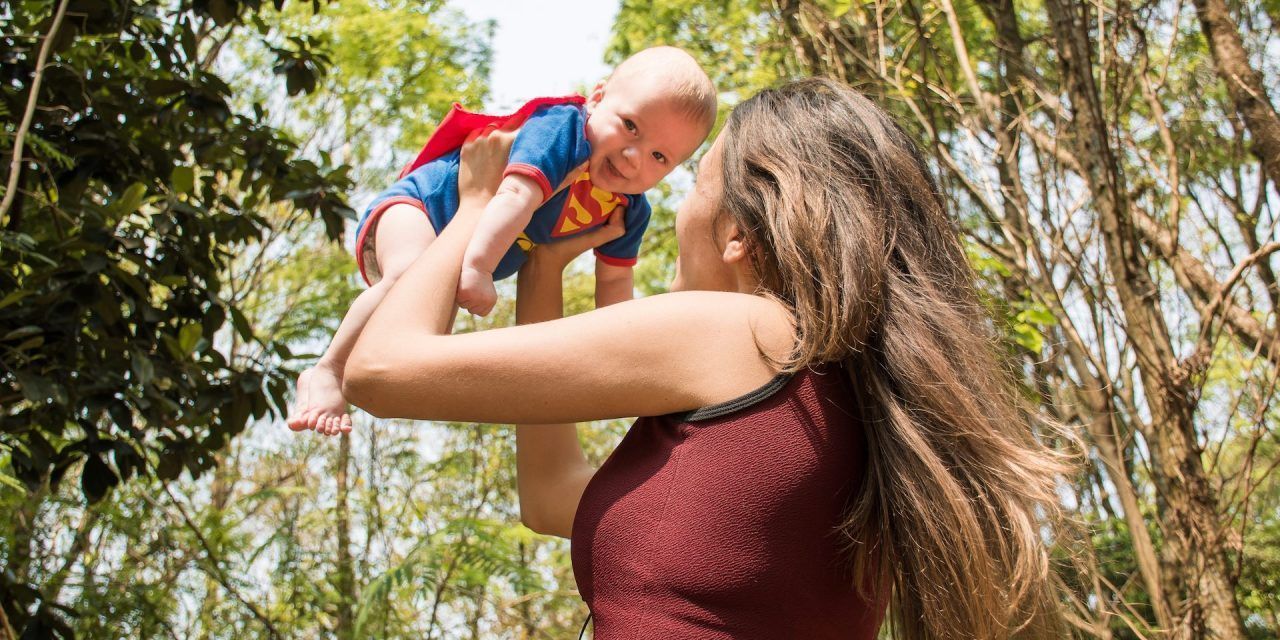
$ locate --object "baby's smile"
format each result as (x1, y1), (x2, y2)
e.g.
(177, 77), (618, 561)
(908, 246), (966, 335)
(603, 157), (628, 182)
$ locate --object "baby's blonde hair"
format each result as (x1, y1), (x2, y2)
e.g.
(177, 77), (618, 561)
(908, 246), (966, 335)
(610, 46), (718, 135)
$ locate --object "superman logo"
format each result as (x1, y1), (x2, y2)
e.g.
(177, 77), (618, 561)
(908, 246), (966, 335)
(552, 172), (628, 237)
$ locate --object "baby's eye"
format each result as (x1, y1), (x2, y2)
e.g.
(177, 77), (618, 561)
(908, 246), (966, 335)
(652, 151), (667, 164)
(623, 118), (637, 133)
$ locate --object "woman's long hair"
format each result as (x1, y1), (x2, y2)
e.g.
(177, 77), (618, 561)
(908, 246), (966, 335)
(720, 78), (1074, 639)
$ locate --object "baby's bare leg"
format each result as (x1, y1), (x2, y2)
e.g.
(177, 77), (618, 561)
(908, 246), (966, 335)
(289, 204), (437, 435)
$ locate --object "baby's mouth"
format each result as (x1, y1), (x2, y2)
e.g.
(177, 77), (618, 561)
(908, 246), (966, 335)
(605, 158), (626, 182)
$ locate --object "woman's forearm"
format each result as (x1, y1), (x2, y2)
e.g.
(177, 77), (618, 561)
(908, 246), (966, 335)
(594, 265), (635, 308)
(514, 421), (593, 537)
(513, 251), (595, 538)
(342, 186), (488, 408)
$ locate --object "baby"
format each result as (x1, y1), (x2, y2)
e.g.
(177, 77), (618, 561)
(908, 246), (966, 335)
(288, 46), (717, 433)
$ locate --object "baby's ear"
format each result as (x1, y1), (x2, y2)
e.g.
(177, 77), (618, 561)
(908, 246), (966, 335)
(587, 81), (606, 105)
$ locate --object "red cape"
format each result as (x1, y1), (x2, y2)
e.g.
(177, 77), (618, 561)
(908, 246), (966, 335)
(398, 95), (587, 179)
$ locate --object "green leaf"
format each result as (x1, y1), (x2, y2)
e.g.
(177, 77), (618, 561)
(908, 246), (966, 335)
(0, 471), (26, 494)
(12, 336), (44, 352)
(229, 305), (255, 342)
(130, 350), (155, 386)
(110, 182), (147, 218)
(171, 165), (195, 194)
(0, 289), (31, 310)
(3, 325), (43, 341)
(1013, 323), (1044, 353)
(178, 322), (203, 355)
(208, 0), (237, 25)
(1017, 305), (1058, 326)
(156, 453), (182, 481)
(13, 371), (54, 402)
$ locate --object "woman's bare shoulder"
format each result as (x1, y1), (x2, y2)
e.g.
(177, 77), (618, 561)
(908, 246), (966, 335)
(646, 290), (793, 357)
(618, 289), (794, 371)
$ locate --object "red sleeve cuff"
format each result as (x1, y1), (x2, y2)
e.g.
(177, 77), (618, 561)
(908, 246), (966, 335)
(504, 163), (553, 201)
(368, 195), (425, 219)
(594, 250), (637, 267)
(355, 196), (427, 286)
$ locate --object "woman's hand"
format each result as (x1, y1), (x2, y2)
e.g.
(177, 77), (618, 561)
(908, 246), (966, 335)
(527, 209), (627, 274)
(517, 209), (627, 326)
(457, 118), (521, 208)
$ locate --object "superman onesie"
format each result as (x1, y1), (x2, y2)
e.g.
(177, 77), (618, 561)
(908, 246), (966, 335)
(354, 96), (652, 286)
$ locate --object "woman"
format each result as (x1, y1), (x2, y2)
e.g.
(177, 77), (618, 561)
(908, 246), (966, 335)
(342, 78), (1070, 639)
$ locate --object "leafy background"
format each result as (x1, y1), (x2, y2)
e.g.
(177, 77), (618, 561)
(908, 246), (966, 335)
(1, 0), (1278, 638)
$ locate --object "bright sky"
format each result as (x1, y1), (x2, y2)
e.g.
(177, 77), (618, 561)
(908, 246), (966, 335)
(452, 1), (700, 202)
(455, 1), (621, 112)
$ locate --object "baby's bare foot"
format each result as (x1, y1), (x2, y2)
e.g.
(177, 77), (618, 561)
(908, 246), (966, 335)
(287, 364), (352, 435)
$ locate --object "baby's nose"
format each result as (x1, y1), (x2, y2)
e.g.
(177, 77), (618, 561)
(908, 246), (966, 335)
(619, 146), (640, 169)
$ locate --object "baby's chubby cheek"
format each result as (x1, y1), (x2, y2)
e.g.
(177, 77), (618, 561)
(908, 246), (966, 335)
(585, 155), (618, 191)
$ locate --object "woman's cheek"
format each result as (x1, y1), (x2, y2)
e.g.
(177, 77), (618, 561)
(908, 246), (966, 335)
(670, 213), (690, 291)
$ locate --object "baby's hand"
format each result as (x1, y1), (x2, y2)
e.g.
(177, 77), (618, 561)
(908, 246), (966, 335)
(457, 266), (498, 316)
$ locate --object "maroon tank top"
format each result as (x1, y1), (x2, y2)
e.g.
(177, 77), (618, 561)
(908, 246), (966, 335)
(571, 365), (887, 639)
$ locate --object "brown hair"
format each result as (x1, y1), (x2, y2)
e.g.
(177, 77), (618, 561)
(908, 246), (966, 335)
(720, 78), (1073, 639)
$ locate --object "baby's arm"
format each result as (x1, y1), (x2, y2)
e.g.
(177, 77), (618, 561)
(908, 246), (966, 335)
(591, 195), (649, 309)
(594, 260), (635, 308)
(457, 173), (543, 316)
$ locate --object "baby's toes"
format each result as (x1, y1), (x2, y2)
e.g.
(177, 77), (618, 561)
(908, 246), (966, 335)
(339, 414), (353, 434)
(303, 410), (323, 432)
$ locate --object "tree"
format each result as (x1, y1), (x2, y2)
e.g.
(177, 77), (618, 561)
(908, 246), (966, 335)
(610, 0), (1278, 637)
(0, 0), (348, 634)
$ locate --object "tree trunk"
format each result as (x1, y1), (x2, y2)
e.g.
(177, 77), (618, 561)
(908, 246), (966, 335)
(1193, 0), (1280, 184)
(518, 541), (538, 639)
(197, 455), (232, 639)
(1042, 0), (1248, 637)
(335, 433), (356, 640)
(977, 0), (1175, 625)
(1132, 206), (1280, 369)
(1066, 342), (1173, 632)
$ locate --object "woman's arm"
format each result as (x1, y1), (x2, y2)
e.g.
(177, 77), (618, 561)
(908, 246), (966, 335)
(512, 218), (623, 538)
(342, 126), (792, 425)
(593, 261), (634, 308)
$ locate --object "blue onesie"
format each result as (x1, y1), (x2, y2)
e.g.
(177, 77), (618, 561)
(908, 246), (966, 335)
(354, 102), (652, 285)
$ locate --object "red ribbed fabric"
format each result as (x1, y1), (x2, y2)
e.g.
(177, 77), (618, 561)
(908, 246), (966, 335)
(572, 366), (886, 639)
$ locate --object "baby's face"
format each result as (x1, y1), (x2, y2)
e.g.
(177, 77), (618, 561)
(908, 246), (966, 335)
(584, 80), (707, 194)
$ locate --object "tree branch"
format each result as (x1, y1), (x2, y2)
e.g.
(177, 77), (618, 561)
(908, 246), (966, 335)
(0, 0), (72, 225)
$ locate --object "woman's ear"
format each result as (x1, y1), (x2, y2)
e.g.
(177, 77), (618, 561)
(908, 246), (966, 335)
(721, 224), (749, 265)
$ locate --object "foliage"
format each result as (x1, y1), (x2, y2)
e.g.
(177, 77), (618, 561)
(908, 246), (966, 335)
(1, 0), (368, 634)
(2, 0), (1277, 638)
(0, 0), (350, 497)
(0, 1), (359, 634)
(611, 0), (1280, 637)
